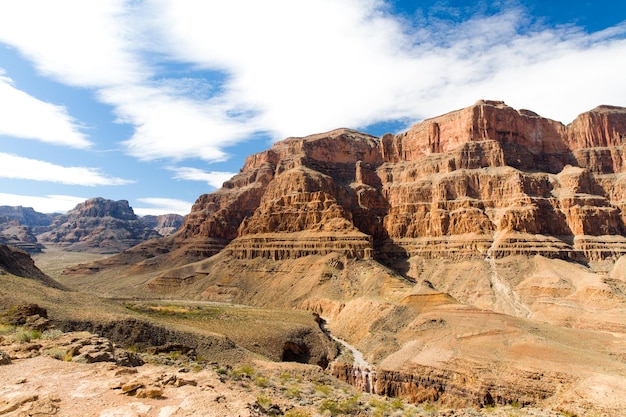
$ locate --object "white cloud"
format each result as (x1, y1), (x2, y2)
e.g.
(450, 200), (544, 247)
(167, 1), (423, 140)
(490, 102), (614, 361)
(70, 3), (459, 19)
(100, 84), (255, 162)
(0, 73), (90, 147)
(0, 0), (625, 165)
(169, 167), (236, 189)
(0, 193), (86, 214)
(134, 197), (192, 216)
(0, 1), (144, 87)
(0, 153), (133, 186)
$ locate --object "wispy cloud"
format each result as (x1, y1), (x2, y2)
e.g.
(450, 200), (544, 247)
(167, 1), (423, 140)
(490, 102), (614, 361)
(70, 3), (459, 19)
(0, 153), (133, 186)
(0, 72), (90, 147)
(169, 167), (236, 189)
(0, 193), (86, 214)
(134, 197), (193, 216)
(0, 1), (625, 166)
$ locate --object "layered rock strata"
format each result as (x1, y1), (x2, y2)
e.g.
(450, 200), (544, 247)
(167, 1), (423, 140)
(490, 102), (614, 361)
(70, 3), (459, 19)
(171, 100), (626, 263)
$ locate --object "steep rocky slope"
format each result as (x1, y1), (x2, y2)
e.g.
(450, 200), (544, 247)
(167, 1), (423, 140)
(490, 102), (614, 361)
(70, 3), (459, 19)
(63, 100), (626, 414)
(38, 198), (162, 253)
(0, 244), (64, 289)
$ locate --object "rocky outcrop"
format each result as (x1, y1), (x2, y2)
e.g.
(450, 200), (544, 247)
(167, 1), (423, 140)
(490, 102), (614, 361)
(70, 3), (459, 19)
(38, 198), (161, 253)
(166, 101), (626, 264)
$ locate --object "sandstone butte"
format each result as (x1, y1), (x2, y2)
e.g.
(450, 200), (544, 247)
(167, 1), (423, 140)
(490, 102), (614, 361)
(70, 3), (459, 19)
(63, 100), (626, 415)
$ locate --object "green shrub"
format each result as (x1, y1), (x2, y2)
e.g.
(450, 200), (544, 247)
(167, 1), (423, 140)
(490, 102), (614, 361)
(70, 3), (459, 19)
(254, 375), (270, 388)
(231, 364), (255, 380)
(369, 398), (391, 417)
(279, 371), (292, 385)
(314, 383), (333, 397)
(14, 328), (41, 343)
(286, 384), (301, 399)
(390, 397), (405, 410)
(318, 396), (359, 416)
(256, 394), (271, 409)
(0, 323), (16, 335)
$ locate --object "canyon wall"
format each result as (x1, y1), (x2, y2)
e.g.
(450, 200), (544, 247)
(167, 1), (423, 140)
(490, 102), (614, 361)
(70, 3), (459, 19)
(176, 100), (626, 263)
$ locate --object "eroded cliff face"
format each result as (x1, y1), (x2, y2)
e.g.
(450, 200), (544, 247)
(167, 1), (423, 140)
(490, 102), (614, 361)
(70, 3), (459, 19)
(177, 100), (626, 263)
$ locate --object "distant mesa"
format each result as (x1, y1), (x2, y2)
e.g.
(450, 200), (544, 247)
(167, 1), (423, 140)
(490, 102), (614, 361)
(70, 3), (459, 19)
(37, 197), (161, 254)
(0, 198), (184, 254)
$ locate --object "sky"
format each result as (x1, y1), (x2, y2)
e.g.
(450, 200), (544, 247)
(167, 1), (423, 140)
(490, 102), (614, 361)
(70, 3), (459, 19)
(0, 1), (625, 216)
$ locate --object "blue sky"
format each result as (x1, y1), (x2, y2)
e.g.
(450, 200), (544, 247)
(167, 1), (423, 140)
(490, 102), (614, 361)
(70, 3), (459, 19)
(0, 0), (625, 215)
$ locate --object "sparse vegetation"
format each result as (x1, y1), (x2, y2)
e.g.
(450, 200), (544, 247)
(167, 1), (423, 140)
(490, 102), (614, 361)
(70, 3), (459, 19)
(254, 375), (270, 388)
(231, 364), (256, 380)
(318, 395), (360, 416)
(315, 383), (333, 397)
(14, 328), (42, 343)
(0, 323), (16, 335)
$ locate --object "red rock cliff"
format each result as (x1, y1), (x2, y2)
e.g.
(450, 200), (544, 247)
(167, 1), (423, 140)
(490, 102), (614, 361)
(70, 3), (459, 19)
(176, 101), (626, 262)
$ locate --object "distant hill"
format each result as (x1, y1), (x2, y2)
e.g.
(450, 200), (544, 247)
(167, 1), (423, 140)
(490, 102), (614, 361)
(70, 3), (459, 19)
(37, 198), (163, 253)
(0, 219), (45, 253)
(0, 205), (58, 228)
(0, 199), (184, 254)
(140, 214), (185, 237)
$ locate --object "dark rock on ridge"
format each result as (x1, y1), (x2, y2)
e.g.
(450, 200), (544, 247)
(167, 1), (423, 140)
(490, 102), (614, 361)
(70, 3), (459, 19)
(0, 244), (65, 289)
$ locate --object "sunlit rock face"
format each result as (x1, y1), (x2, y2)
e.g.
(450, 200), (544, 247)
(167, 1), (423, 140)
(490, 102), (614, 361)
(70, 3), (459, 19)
(177, 100), (626, 262)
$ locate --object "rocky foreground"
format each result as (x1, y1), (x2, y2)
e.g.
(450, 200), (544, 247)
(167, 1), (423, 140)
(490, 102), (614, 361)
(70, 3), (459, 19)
(0, 326), (570, 417)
